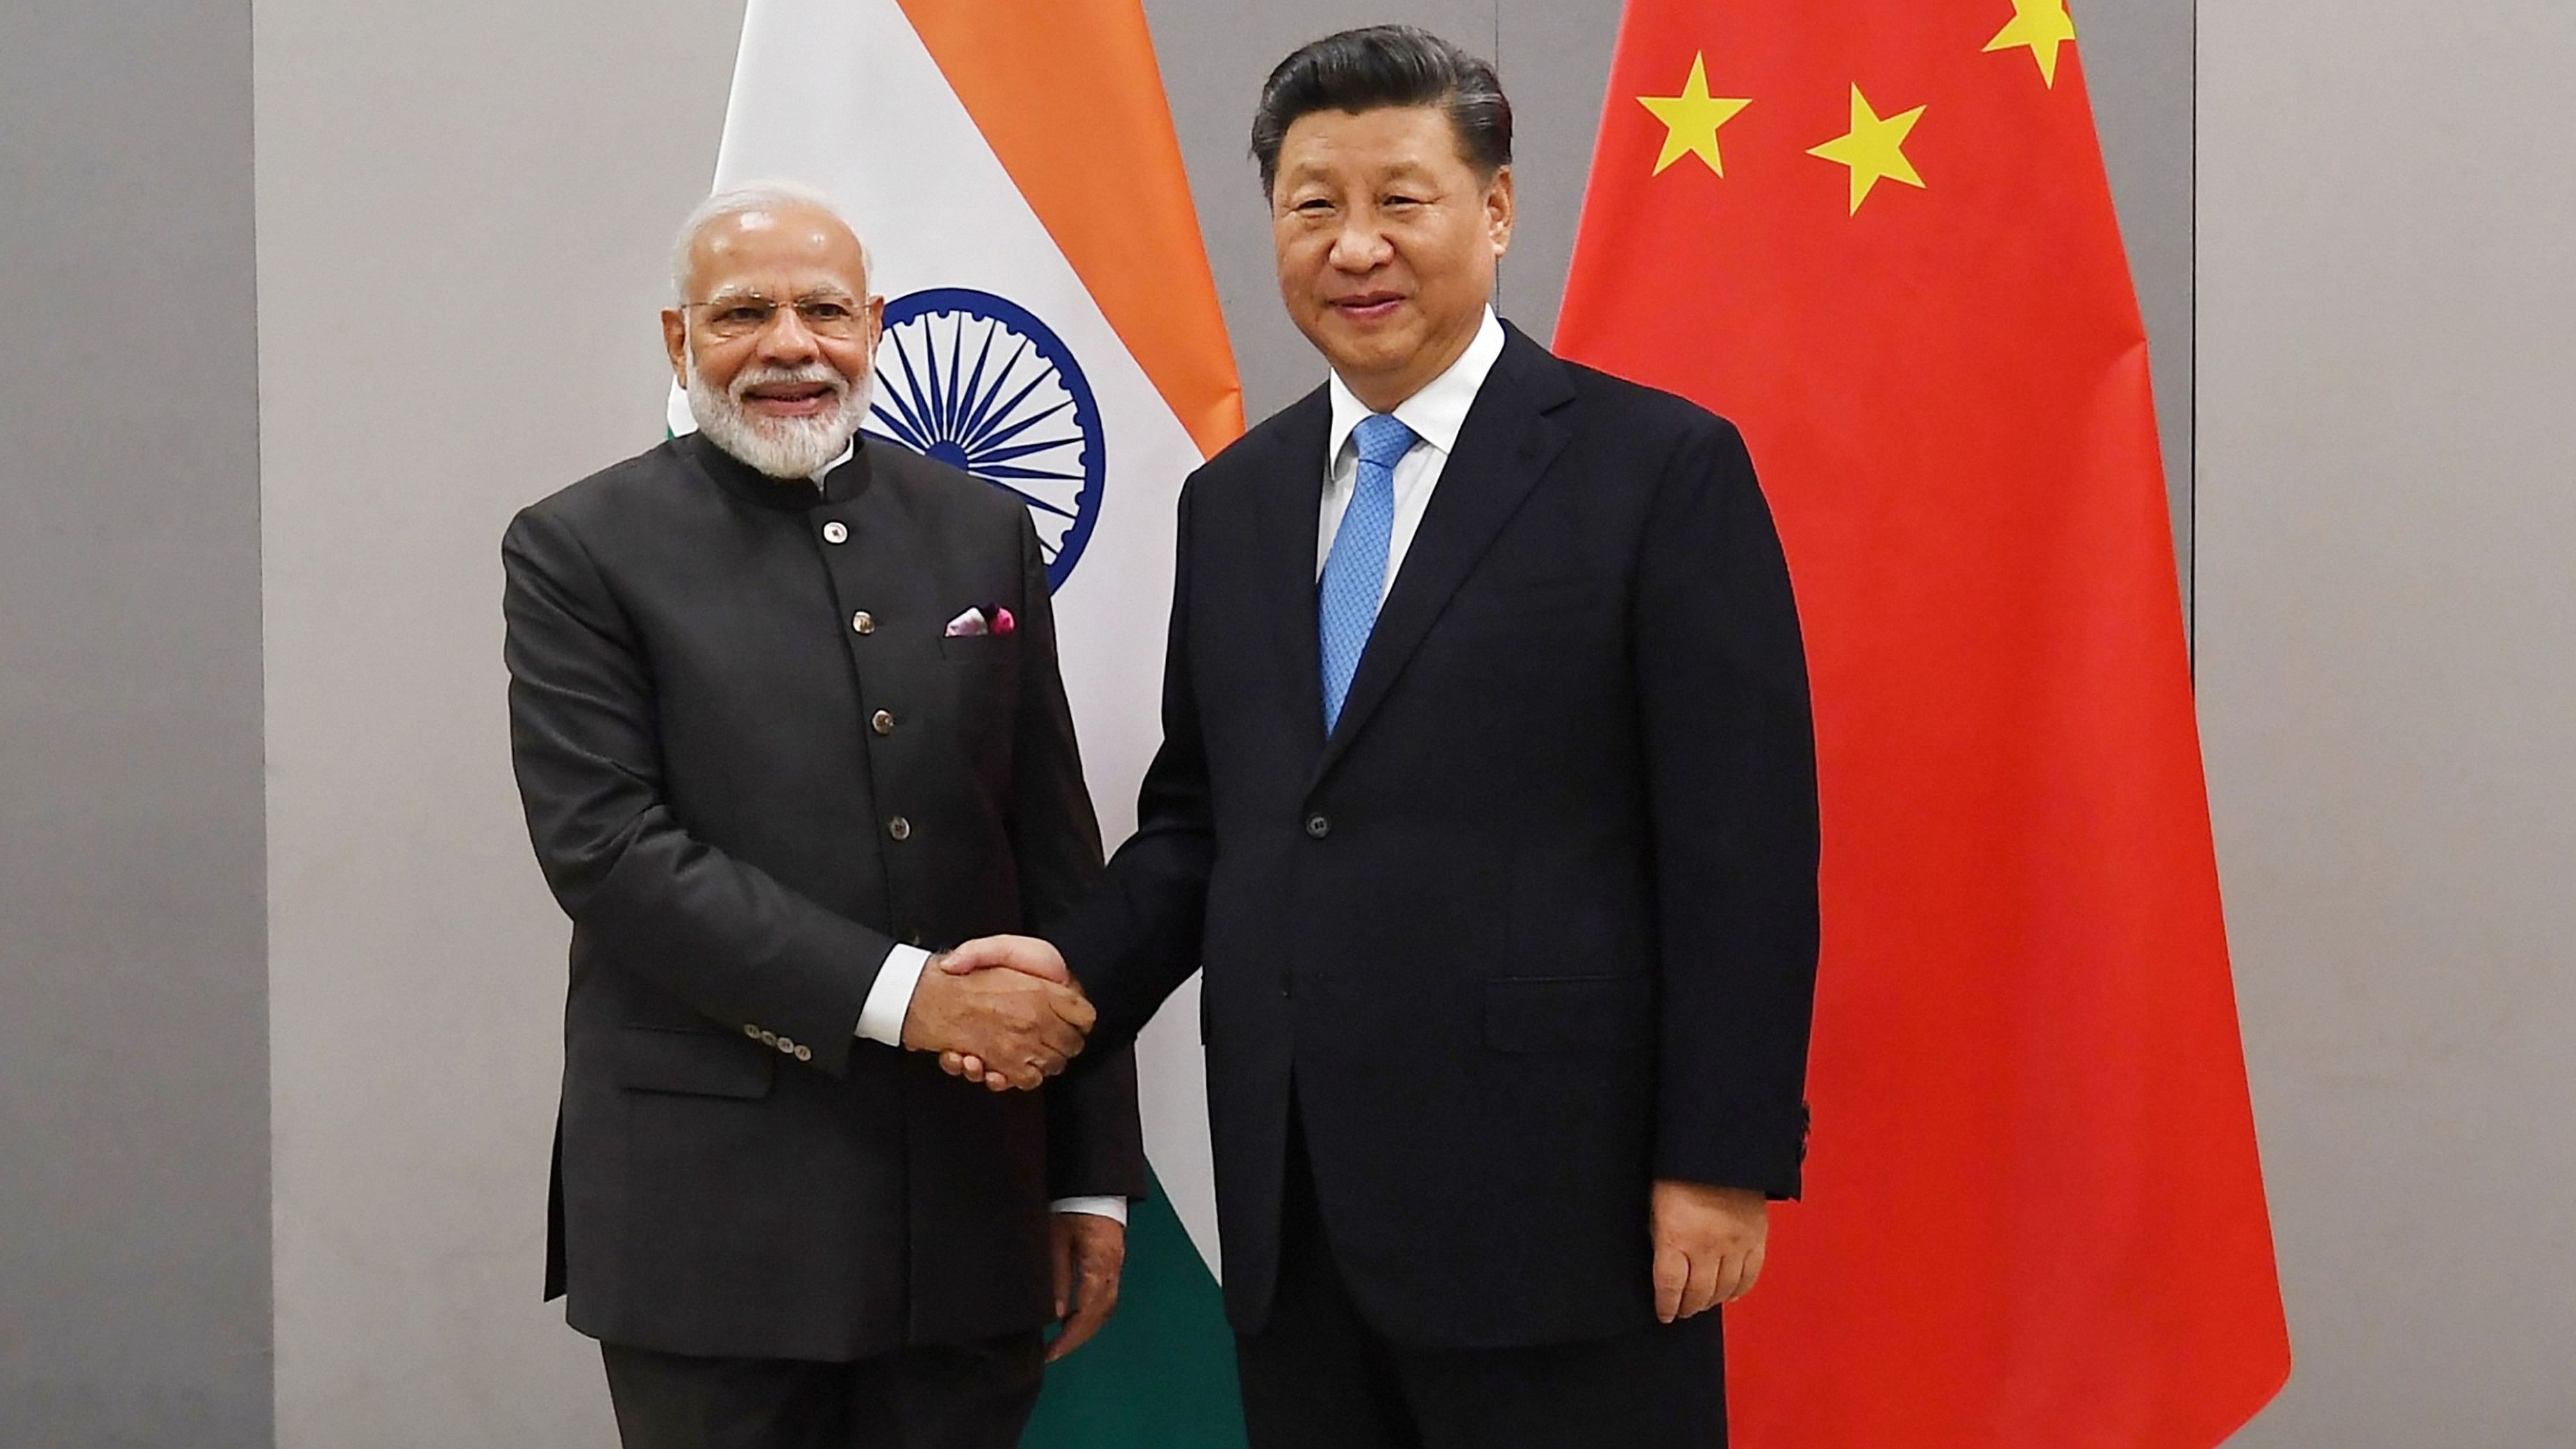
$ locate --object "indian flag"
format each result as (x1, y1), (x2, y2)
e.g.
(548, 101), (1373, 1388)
(676, 1), (1247, 1441)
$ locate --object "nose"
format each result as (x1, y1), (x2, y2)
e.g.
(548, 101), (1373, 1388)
(1328, 217), (1395, 272)
(757, 306), (822, 365)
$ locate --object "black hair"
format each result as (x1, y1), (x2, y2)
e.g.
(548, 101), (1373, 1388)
(1249, 26), (1513, 196)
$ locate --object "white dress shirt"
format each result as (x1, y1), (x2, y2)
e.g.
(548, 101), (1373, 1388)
(1319, 307), (1508, 592)
(812, 437), (1122, 1224)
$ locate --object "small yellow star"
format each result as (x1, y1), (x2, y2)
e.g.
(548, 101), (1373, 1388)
(1636, 53), (1754, 177)
(1807, 85), (1927, 215)
(1984, 0), (2078, 88)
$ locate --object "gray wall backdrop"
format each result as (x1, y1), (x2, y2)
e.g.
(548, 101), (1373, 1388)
(0, 1), (272, 1447)
(56, 1), (2533, 1445)
(2197, 0), (2576, 1443)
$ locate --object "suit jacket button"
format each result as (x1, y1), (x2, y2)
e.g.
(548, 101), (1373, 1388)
(822, 520), (849, 545)
(871, 709), (897, 736)
(793, 1045), (813, 1063)
(759, 1029), (778, 1045)
(776, 1035), (797, 1055)
(888, 816), (912, 841)
(1304, 813), (1331, 838)
(851, 611), (876, 635)
(742, 1024), (761, 1040)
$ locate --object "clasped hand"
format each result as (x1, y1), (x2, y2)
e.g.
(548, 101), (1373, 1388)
(899, 935), (1095, 1090)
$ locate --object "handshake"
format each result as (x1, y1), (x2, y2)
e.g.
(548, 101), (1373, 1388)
(898, 935), (1096, 1091)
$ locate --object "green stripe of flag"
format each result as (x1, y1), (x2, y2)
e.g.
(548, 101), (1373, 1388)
(1024, 1165), (1246, 1447)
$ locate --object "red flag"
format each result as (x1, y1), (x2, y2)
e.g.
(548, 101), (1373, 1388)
(1556, 4), (2290, 1445)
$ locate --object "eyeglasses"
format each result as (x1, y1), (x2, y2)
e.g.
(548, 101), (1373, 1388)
(684, 292), (872, 340)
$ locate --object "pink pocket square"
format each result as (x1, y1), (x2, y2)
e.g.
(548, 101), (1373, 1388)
(942, 606), (1017, 638)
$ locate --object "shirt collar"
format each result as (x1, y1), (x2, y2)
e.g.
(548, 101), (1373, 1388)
(1327, 306), (1506, 467)
(812, 438), (855, 488)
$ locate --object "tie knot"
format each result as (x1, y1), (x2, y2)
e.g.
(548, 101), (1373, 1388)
(1352, 413), (1417, 472)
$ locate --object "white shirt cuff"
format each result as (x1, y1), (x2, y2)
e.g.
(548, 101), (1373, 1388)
(1049, 1196), (1129, 1225)
(854, 944), (933, 1046)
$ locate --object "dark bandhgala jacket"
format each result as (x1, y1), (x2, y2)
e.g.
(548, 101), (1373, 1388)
(1055, 325), (1820, 1349)
(504, 431), (1145, 1362)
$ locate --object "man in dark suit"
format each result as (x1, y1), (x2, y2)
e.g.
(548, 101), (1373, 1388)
(945, 27), (1820, 1448)
(503, 183), (1142, 1449)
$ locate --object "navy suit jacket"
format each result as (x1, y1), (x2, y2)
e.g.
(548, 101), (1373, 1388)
(1056, 324), (1820, 1348)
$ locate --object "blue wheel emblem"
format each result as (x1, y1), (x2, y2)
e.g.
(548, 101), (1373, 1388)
(864, 288), (1106, 590)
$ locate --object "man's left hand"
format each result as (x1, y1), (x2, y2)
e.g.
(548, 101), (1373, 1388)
(1650, 1179), (1768, 1323)
(1047, 1211), (1127, 1361)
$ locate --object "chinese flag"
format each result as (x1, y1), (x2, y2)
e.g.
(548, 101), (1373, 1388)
(1555, 4), (2291, 1446)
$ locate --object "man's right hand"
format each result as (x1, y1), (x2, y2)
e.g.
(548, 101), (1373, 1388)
(933, 936), (1090, 1092)
(901, 936), (1095, 1090)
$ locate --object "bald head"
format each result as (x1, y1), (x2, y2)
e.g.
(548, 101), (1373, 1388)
(670, 183), (871, 303)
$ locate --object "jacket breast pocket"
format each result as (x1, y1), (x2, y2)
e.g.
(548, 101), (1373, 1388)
(936, 633), (1013, 661)
(614, 1025), (777, 1099)
(1484, 975), (1650, 1054)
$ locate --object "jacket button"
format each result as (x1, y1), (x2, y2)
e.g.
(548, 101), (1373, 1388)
(793, 1044), (813, 1063)
(887, 816), (912, 841)
(822, 520), (849, 545)
(742, 1024), (761, 1040)
(1304, 813), (1331, 838)
(776, 1035), (797, 1055)
(851, 611), (876, 635)
(871, 709), (896, 736)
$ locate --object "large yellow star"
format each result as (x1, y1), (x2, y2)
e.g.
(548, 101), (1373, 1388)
(1807, 85), (1927, 215)
(1984, 0), (2078, 88)
(1636, 53), (1753, 177)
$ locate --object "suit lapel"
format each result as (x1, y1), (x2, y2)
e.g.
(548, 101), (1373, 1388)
(1311, 329), (1576, 786)
(1252, 386), (1334, 753)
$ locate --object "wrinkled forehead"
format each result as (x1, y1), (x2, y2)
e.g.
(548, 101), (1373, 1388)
(684, 206), (869, 301)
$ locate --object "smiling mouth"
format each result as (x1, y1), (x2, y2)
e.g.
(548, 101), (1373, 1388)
(1331, 293), (1405, 322)
(741, 381), (841, 416)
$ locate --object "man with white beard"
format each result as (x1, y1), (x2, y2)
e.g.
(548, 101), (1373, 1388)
(500, 184), (1141, 1449)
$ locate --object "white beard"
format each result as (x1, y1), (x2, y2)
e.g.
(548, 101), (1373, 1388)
(689, 357), (873, 479)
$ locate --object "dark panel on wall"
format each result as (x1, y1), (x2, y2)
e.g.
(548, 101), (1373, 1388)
(2080, 0), (2197, 615)
(0, 2), (271, 1446)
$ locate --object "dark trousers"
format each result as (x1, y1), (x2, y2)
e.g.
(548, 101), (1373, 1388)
(599, 1334), (1045, 1449)
(1234, 1114), (1728, 1449)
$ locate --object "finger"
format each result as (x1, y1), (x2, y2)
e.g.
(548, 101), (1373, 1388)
(938, 1052), (970, 1078)
(1038, 1018), (1086, 1059)
(1050, 988), (1098, 1033)
(982, 1070), (1013, 1092)
(1679, 1250), (1725, 1320)
(1652, 1245), (1690, 1325)
(1051, 1222), (1074, 1319)
(1049, 1262), (1122, 1361)
(956, 1054), (986, 1079)
(937, 939), (1019, 975)
(1728, 1239), (1767, 1303)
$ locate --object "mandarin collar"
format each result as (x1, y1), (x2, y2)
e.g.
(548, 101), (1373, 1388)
(683, 430), (873, 511)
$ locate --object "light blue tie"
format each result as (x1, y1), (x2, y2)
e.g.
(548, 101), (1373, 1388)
(1319, 413), (1417, 732)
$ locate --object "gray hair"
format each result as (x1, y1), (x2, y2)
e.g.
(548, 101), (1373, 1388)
(670, 181), (872, 302)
